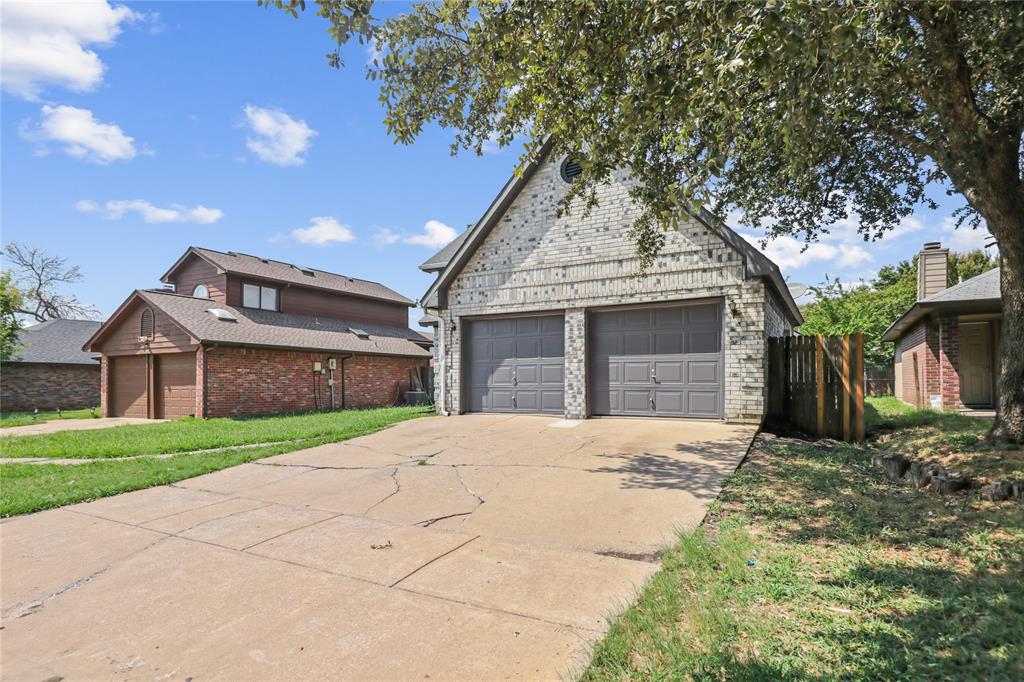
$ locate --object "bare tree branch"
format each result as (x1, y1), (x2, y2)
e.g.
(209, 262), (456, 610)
(2, 243), (101, 322)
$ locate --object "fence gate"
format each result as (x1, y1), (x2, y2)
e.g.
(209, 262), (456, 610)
(766, 333), (865, 442)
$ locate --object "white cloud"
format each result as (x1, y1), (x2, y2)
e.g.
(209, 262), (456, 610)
(1, 1), (142, 100)
(21, 105), (136, 163)
(242, 104), (316, 166)
(371, 227), (400, 247)
(289, 216), (355, 246)
(76, 199), (222, 224)
(941, 217), (996, 252)
(404, 220), (458, 249)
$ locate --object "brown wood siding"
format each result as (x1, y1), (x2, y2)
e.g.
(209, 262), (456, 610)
(896, 321), (928, 407)
(95, 300), (197, 356)
(109, 355), (148, 417)
(170, 255), (227, 302)
(156, 353), (197, 418)
(225, 274), (408, 327)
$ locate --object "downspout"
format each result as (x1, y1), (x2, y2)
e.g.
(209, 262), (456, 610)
(438, 316), (449, 416)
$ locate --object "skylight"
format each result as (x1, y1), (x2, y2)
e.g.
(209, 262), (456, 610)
(207, 308), (238, 322)
(348, 327), (370, 339)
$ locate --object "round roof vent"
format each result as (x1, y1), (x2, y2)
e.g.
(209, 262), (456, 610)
(559, 156), (583, 183)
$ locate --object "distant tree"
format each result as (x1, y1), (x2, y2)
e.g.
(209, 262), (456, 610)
(269, 0), (1024, 440)
(0, 273), (23, 361)
(3, 243), (100, 323)
(799, 249), (997, 368)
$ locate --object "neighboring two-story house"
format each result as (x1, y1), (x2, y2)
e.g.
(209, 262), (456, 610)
(420, 141), (802, 422)
(84, 247), (431, 419)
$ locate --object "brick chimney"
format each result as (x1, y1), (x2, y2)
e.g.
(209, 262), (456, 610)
(917, 242), (949, 300)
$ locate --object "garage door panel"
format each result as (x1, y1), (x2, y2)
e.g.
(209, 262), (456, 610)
(654, 361), (684, 384)
(654, 391), (684, 414)
(110, 355), (148, 418)
(623, 362), (651, 384)
(590, 302), (723, 418)
(156, 353), (196, 419)
(688, 391), (720, 416)
(688, 360), (719, 384)
(540, 364), (563, 384)
(465, 315), (564, 414)
(654, 332), (683, 354)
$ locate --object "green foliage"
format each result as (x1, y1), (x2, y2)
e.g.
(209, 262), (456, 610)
(0, 273), (23, 361)
(798, 249), (997, 367)
(270, 1), (1023, 268)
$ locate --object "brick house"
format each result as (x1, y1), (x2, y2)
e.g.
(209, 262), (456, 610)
(882, 242), (1001, 411)
(2, 319), (101, 412)
(420, 142), (802, 422)
(84, 247), (431, 419)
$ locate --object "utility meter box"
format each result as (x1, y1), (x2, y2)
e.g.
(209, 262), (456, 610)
(327, 358), (337, 370)
(312, 361), (322, 373)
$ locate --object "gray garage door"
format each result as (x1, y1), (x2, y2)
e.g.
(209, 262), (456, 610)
(464, 315), (564, 414)
(590, 302), (723, 418)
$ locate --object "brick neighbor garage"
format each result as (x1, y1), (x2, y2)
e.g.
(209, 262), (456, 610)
(2, 319), (102, 412)
(86, 248), (432, 419)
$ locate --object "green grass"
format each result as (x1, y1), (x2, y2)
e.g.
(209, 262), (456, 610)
(0, 406), (431, 517)
(585, 403), (1024, 680)
(0, 408), (100, 429)
(0, 406), (429, 459)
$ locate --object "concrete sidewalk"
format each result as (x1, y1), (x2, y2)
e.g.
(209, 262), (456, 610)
(1, 414), (756, 680)
(0, 416), (162, 437)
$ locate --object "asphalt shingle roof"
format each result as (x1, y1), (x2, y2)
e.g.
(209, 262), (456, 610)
(418, 230), (470, 271)
(924, 267), (1000, 303)
(179, 247), (415, 306)
(8, 319), (102, 365)
(138, 290), (431, 358)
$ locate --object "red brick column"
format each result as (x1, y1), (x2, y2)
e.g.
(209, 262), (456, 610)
(195, 345), (206, 419)
(924, 322), (941, 407)
(938, 316), (961, 410)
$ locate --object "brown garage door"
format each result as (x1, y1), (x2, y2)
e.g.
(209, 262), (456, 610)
(156, 353), (197, 419)
(109, 355), (148, 418)
(589, 302), (723, 418)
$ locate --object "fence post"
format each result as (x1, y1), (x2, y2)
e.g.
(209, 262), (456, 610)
(815, 335), (825, 437)
(841, 334), (851, 442)
(855, 332), (865, 442)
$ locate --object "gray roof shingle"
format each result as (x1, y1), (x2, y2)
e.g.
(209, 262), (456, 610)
(136, 290), (431, 358)
(168, 247), (415, 306)
(924, 267), (1000, 303)
(8, 319), (102, 365)
(419, 230), (470, 271)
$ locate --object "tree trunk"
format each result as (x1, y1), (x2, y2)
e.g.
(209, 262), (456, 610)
(990, 213), (1024, 443)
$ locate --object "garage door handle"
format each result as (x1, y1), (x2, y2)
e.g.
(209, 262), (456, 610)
(650, 396), (655, 409)
(512, 370), (517, 386)
(512, 394), (517, 406)
(651, 368), (657, 383)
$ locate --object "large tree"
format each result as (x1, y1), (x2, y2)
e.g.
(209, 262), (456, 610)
(3, 243), (100, 322)
(268, 0), (1024, 440)
(0, 273), (23, 362)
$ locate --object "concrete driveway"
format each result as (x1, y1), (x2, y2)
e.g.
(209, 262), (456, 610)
(1, 414), (755, 681)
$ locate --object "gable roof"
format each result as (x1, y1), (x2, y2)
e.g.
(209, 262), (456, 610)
(419, 230), (471, 272)
(7, 319), (101, 365)
(418, 140), (802, 326)
(85, 290), (431, 359)
(161, 247), (414, 306)
(881, 267), (1001, 342)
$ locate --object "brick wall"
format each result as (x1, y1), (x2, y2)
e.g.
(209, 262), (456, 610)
(203, 345), (426, 418)
(1, 363), (100, 412)
(938, 316), (961, 410)
(436, 158), (790, 422)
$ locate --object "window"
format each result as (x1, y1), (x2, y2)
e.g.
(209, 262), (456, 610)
(560, 156), (583, 183)
(140, 308), (154, 339)
(192, 284), (210, 298)
(242, 283), (278, 311)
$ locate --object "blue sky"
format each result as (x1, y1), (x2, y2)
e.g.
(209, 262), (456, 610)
(1, 1), (996, 326)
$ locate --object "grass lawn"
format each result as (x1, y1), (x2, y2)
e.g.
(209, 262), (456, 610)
(585, 397), (1023, 680)
(0, 408), (100, 429)
(0, 406), (428, 459)
(0, 406), (431, 517)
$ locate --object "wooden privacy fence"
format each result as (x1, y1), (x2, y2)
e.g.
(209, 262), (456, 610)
(766, 333), (865, 442)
